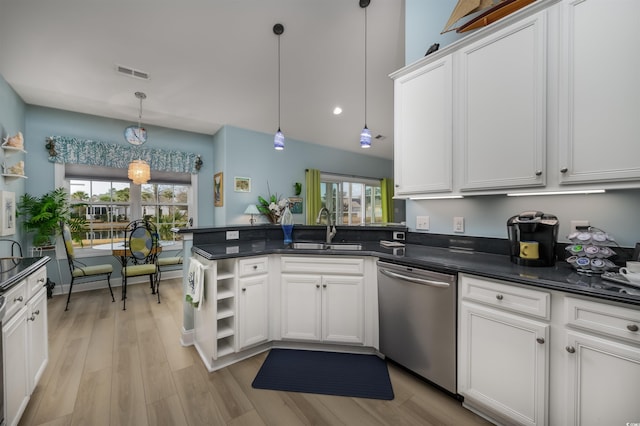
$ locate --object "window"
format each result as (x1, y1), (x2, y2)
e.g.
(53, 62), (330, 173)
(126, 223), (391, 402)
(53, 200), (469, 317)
(320, 174), (382, 225)
(57, 164), (196, 254)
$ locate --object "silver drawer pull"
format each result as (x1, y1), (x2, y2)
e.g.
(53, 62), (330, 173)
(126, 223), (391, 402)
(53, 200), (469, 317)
(566, 346), (576, 354)
(536, 337), (545, 344)
(253, 265), (258, 269)
(38, 278), (45, 283)
(496, 294), (504, 300)
(627, 324), (639, 332)
(33, 309), (40, 316)
(14, 296), (23, 303)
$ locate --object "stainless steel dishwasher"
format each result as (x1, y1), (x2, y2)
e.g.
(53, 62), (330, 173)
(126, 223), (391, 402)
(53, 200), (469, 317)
(377, 261), (457, 395)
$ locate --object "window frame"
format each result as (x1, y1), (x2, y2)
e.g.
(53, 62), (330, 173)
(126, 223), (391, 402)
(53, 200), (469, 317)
(320, 173), (382, 225)
(54, 163), (197, 258)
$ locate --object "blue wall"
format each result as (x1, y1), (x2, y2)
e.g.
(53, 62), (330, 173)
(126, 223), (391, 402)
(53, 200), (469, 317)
(218, 125), (393, 225)
(0, 74), (27, 255)
(405, 0), (465, 65)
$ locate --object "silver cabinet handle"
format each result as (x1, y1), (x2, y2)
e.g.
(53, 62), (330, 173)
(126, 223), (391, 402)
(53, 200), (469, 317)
(14, 296), (23, 303)
(536, 337), (545, 344)
(322, 284), (327, 288)
(252, 265), (258, 270)
(627, 324), (639, 332)
(535, 170), (542, 176)
(242, 288), (246, 292)
(34, 309), (40, 316)
(566, 346), (576, 353)
(38, 278), (45, 283)
(496, 294), (503, 300)
(316, 284), (320, 288)
(560, 167), (568, 173)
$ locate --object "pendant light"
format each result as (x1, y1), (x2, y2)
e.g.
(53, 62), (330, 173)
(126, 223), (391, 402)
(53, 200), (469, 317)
(127, 91), (151, 184)
(360, 0), (372, 148)
(273, 23), (285, 150)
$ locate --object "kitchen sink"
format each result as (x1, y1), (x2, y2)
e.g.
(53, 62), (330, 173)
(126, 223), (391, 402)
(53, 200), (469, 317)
(291, 242), (325, 250)
(291, 242), (362, 251)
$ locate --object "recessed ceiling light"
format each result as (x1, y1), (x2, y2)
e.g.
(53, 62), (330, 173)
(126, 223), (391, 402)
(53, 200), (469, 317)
(333, 107), (342, 115)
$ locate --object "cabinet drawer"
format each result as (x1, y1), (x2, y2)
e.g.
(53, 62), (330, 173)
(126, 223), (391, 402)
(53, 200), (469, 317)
(565, 297), (640, 344)
(459, 274), (550, 320)
(3, 280), (27, 321)
(281, 256), (364, 275)
(27, 267), (47, 299)
(238, 256), (268, 277)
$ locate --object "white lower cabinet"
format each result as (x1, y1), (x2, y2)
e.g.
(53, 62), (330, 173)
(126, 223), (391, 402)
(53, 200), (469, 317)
(460, 274), (640, 426)
(3, 266), (49, 426)
(280, 256), (366, 345)
(459, 274), (549, 426)
(562, 297), (640, 426)
(237, 257), (269, 350)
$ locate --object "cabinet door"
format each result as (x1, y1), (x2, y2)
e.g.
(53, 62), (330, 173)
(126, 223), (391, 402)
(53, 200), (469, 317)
(459, 302), (548, 426)
(564, 331), (640, 426)
(458, 11), (546, 190)
(322, 275), (364, 344)
(3, 308), (29, 426)
(558, 0), (640, 183)
(27, 287), (48, 393)
(238, 274), (269, 349)
(394, 55), (453, 195)
(281, 274), (322, 341)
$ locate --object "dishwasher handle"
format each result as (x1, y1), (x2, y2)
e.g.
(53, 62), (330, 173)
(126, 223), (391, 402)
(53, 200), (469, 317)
(378, 267), (451, 288)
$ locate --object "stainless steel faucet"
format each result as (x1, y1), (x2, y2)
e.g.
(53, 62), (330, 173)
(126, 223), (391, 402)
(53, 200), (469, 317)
(316, 207), (337, 244)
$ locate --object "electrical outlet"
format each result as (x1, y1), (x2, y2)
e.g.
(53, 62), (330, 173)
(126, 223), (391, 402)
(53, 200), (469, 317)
(416, 216), (430, 230)
(226, 230), (239, 240)
(393, 231), (405, 241)
(453, 216), (465, 233)
(570, 220), (590, 233)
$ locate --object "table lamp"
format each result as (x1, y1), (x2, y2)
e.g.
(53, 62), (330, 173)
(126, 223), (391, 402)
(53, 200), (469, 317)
(244, 204), (260, 225)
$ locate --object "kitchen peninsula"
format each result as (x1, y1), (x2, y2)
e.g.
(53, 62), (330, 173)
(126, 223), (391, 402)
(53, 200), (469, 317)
(180, 225), (640, 426)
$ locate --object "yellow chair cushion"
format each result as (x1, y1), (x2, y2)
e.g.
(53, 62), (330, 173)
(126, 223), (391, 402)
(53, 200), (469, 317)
(123, 264), (157, 277)
(73, 264), (113, 277)
(157, 256), (183, 266)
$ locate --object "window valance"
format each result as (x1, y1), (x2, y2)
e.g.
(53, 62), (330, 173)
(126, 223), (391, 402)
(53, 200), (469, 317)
(46, 136), (203, 174)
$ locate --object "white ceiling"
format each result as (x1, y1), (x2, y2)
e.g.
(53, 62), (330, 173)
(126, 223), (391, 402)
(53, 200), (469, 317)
(0, 0), (405, 160)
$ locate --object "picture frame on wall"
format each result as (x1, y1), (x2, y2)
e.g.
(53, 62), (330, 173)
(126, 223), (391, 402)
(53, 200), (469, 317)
(289, 197), (303, 214)
(0, 191), (16, 236)
(214, 172), (223, 207)
(234, 177), (251, 192)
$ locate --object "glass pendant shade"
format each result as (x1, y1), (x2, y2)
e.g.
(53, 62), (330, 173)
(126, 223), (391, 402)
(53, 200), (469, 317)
(360, 126), (371, 148)
(274, 128), (285, 150)
(128, 159), (150, 185)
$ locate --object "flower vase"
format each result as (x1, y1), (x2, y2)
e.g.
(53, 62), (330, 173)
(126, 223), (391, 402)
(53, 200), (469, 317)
(280, 205), (294, 245)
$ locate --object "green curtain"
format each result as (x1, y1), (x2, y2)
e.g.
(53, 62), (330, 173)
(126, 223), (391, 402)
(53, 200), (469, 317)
(381, 177), (394, 223)
(305, 169), (321, 225)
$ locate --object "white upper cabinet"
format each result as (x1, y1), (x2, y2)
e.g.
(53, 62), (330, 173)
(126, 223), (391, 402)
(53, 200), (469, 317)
(457, 11), (547, 191)
(393, 55), (453, 195)
(558, 0), (640, 184)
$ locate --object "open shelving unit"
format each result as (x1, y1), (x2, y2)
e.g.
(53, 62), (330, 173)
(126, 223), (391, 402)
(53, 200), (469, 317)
(1, 144), (28, 181)
(214, 259), (236, 358)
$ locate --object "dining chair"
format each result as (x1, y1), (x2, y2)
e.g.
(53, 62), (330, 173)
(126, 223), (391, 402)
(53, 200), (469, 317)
(121, 219), (160, 310)
(60, 222), (115, 311)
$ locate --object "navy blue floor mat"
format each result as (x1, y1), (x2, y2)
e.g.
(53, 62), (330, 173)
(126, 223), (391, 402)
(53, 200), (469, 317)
(252, 349), (394, 400)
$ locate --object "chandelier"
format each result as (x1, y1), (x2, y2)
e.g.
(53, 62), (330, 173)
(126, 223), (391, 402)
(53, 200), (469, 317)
(126, 91), (151, 184)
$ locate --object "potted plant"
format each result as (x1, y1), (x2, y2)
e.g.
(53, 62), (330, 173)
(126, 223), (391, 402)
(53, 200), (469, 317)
(17, 187), (85, 247)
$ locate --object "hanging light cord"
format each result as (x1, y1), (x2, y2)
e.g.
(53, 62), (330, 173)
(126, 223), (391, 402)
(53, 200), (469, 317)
(277, 33), (282, 131)
(363, 6), (368, 128)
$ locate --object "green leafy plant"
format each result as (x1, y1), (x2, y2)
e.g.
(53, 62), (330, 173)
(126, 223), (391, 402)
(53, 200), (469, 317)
(17, 187), (86, 246)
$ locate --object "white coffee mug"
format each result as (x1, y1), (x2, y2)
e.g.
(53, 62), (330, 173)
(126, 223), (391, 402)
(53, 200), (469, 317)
(625, 261), (640, 273)
(619, 267), (640, 284)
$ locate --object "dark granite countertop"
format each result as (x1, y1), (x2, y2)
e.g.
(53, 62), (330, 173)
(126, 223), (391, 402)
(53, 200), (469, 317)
(0, 256), (51, 292)
(192, 240), (640, 306)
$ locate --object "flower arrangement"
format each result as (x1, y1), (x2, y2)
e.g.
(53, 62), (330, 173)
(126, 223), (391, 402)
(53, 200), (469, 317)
(257, 189), (289, 224)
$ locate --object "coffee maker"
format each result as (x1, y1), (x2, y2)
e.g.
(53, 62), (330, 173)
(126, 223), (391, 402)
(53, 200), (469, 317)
(507, 211), (559, 267)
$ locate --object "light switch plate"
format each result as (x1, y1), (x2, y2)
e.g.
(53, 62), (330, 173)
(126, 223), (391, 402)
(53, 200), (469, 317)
(453, 216), (464, 233)
(226, 230), (239, 240)
(416, 216), (430, 230)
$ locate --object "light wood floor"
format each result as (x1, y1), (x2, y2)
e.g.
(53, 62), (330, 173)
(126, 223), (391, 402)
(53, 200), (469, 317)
(19, 278), (493, 426)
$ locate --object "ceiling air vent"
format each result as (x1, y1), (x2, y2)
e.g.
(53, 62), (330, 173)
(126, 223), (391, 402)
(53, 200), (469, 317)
(375, 134), (386, 140)
(115, 64), (150, 80)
